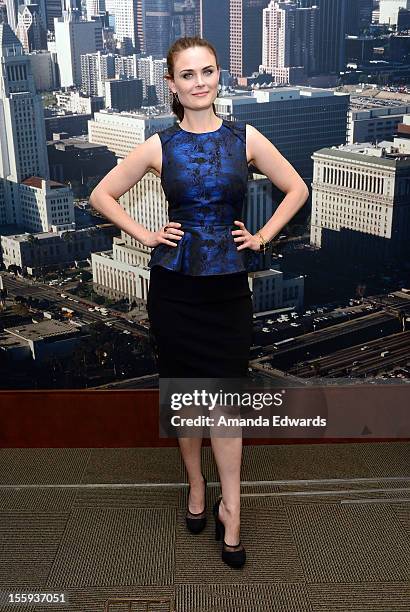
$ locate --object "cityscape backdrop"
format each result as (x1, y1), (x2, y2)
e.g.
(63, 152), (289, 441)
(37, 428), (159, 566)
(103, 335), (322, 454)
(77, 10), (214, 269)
(0, 0), (409, 389)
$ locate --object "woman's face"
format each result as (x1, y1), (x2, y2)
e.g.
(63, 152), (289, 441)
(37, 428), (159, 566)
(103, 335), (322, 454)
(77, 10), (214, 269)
(169, 46), (220, 110)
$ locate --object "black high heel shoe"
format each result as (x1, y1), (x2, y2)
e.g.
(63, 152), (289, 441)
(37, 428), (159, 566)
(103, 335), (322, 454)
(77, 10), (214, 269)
(185, 474), (207, 534)
(213, 497), (246, 568)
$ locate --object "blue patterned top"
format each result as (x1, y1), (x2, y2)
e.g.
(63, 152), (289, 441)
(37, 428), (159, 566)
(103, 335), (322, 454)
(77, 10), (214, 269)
(147, 118), (249, 276)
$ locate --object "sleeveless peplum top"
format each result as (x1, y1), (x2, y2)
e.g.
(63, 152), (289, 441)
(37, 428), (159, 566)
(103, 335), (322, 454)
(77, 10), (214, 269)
(147, 118), (249, 276)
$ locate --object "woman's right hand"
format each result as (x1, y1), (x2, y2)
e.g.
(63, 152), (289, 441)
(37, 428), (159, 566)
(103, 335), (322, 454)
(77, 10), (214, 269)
(142, 222), (184, 248)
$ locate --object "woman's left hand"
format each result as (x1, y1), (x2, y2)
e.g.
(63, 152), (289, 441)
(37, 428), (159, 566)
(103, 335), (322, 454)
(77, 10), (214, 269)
(232, 220), (261, 251)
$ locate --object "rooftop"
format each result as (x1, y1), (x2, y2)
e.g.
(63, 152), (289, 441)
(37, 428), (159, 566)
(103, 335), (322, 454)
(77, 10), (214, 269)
(21, 176), (67, 189)
(5, 319), (79, 341)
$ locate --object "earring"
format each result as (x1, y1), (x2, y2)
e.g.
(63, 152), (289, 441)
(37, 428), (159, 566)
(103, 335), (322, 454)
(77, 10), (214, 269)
(172, 92), (180, 103)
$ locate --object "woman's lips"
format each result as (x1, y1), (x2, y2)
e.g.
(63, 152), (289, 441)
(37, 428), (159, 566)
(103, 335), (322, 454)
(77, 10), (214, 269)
(192, 92), (208, 96)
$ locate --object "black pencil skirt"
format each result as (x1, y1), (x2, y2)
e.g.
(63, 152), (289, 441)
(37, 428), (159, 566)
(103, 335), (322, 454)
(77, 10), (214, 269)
(147, 265), (253, 378)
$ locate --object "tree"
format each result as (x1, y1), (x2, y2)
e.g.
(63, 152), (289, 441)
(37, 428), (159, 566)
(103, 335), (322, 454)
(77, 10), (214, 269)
(80, 270), (93, 282)
(8, 264), (19, 275)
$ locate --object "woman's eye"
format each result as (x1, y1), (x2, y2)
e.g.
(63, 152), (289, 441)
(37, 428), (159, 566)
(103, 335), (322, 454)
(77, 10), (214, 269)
(183, 70), (213, 79)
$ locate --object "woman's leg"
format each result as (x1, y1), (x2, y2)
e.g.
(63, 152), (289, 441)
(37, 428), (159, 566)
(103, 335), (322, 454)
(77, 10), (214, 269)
(211, 436), (242, 546)
(178, 437), (205, 512)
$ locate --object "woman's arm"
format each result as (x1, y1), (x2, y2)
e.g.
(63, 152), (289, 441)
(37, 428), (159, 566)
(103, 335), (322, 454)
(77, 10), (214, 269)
(89, 133), (182, 247)
(245, 124), (309, 244)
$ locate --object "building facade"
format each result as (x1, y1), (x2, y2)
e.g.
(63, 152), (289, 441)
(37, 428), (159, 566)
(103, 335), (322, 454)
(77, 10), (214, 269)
(88, 110), (175, 157)
(310, 138), (410, 262)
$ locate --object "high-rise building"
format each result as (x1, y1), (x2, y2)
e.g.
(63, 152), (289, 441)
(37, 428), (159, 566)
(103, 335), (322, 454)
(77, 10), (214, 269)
(54, 10), (103, 88)
(81, 51), (115, 96)
(345, 0), (375, 34)
(151, 57), (169, 105)
(346, 0), (361, 35)
(0, 23), (74, 232)
(16, 4), (47, 53)
(397, 6), (410, 29)
(144, 0), (172, 58)
(171, 0), (199, 39)
(345, 0), (373, 36)
(5, 0), (19, 32)
(0, 4), (8, 26)
(44, 0), (64, 33)
(359, 0), (374, 29)
(135, 0), (144, 52)
(136, 55), (168, 105)
(6, 0), (47, 34)
(0, 24), (49, 185)
(200, 0), (230, 70)
(136, 55), (151, 96)
(86, 0), (106, 20)
(260, 0), (318, 84)
(379, 0), (410, 25)
(108, 0), (140, 53)
(29, 51), (59, 91)
(61, 0), (82, 13)
(298, 0), (348, 74)
(230, 0), (269, 78)
(115, 54), (138, 80)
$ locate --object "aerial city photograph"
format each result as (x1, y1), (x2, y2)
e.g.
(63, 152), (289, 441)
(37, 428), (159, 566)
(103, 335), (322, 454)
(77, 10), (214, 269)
(0, 0), (409, 611)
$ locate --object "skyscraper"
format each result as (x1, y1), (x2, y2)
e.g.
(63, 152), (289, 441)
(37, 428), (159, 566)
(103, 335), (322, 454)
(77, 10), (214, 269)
(6, 0), (48, 34)
(298, 0), (348, 74)
(44, 0), (64, 33)
(380, 0), (410, 25)
(260, 0), (318, 83)
(200, 0), (230, 71)
(86, 0), (106, 20)
(16, 4), (47, 53)
(230, 0), (269, 78)
(346, 0), (361, 35)
(172, 0), (199, 39)
(0, 24), (49, 185)
(144, 0), (172, 58)
(81, 51), (115, 96)
(0, 23), (74, 233)
(359, 0), (374, 29)
(105, 0), (140, 54)
(54, 10), (103, 88)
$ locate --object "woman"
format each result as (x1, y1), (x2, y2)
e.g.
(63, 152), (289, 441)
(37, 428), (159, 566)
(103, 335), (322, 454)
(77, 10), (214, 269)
(90, 36), (308, 569)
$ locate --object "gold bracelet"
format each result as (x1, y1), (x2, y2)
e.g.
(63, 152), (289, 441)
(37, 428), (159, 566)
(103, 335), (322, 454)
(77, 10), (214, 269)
(257, 231), (267, 254)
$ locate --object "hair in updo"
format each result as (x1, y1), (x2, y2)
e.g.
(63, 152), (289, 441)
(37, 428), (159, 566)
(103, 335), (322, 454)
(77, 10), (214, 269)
(165, 36), (220, 122)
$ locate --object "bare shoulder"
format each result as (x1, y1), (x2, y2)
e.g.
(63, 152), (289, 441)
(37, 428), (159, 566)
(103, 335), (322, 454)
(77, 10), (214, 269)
(90, 132), (163, 201)
(244, 123), (308, 195)
(144, 132), (162, 177)
(245, 123), (261, 165)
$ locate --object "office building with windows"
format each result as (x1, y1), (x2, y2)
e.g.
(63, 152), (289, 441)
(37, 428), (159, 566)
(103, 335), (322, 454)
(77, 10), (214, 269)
(310, 138), (410, 262)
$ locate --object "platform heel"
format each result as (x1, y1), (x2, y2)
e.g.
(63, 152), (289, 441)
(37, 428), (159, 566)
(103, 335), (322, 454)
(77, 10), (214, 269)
(185, 474), (207, 534)
(212, 497), (246, 569)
